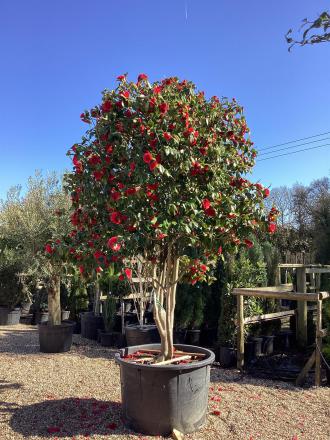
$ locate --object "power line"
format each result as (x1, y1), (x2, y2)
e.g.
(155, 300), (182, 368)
(258, 137), (330, 156)
(258, 131), (330, 152)
(257, 142), (330, 162)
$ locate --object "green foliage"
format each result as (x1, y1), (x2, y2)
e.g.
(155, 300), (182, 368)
(262, 241), (280, 286)
(60, 273), (89, 319)
(103, 295), (117, 332)
(0, 248), (24, 308)
(323, 345), (330, 364)
(175, 283), (206, 329)
(218, 250), (268, 346)
(286, 11), (330, 50)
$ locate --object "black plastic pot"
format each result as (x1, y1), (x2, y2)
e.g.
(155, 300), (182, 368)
(39, 321), (75, 353)
(20, 314), (33, 325)
(116, 344), (214, 436)
(275, 330), (293, 351)
(100, 331), (124, 348)
(244, 341), (254, 364)
(173, 329), (187, 344)
(249, 337), (263, 357)
(73, 320), (81, 334)
(0, 307), (21, 325)
(219, 346), (236, 367)
(34, 311), (49, 325)
(125, 324), (160, 346)
(81, 312), (104, 340)
(21, 301), (32, 316)
(326, 368), (330, 386)
(199, 327), (217, 348)
(185, 329), (201, 346)
(61, 310), (70, 321)
(262, 335), (275, 355)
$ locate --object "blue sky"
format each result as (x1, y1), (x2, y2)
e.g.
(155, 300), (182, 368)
(0, 0), (329, 198)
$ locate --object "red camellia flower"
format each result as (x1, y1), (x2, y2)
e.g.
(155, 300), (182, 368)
(202, 199), (211, 210)
(263, 188), (270, 198)
(124, 268), (132, 279)
(205, 206), (216, 217)
(244, 239), (254, 248)
(268, 223), (277, 233)
(101, 100), (112, 113)
(79, 265), (84, 274)
(120, 90), (130, 100)
(80, 113), (90, 123)
(163, 132), (172, 141)
(143, 151), (153, 163)
(45, 244), (53, 254)
(149, 160), (159, 171)
(138, 73), (148, 82)
(159, 102), (169, 114)
(217, 246), (223, 255)
(110, 211), (122, 224)
(117, 74), (126, 81)
(153, 85), (163, 94)
(107, 236), (121, 251)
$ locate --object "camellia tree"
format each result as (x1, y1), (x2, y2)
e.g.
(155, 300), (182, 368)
(63, 74), (277, 361)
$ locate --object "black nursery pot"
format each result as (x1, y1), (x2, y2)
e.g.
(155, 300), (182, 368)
(173, 329), (187, 344)
(116, 344), (215, 436)
(100, 331), (124, 348)
(219, 346), (236, 367)
(39, 321), (75, 353)
(81, 312), (104, 340)
(125, 324), (160, 346)
(185, 329), (201, 346)
(0, 307), (21, 325)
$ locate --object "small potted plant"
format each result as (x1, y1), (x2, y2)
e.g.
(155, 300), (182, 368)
(0, 260), (24, 326)
(100, 295), (123, 347)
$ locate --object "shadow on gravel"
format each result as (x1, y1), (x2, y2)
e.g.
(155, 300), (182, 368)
(9, 397), (133, 437)
(0, 327), (119, 360)
(0, 380), (23, 415)
(210, 366), (305, 392)
(0, 328), (40, 354)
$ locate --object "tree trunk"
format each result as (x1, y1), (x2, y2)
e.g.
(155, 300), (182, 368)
(48, 273), (61, 326)
(152, 253), (180, 361)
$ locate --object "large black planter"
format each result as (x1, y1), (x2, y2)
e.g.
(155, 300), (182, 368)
(0, 307), (21, 325)
(81, 312), (104, 340)
(125, 324), (160, 346)
(39, 321), (75, 353)
(116, 344), (215, 436)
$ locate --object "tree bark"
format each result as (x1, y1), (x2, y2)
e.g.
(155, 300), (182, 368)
(152, 252), (180, 361)
(48, 273), (61, 325)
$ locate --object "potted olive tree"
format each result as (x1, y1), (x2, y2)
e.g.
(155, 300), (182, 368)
(64, 74), (276, 435)
(0, 173), (74, 351)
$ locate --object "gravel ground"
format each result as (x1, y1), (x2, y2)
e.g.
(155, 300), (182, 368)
(0, 324), (329, 440)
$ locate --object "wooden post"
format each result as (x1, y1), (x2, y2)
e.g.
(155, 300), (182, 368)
(237, 294), (244, 370)
(284, 269), (288, 284)
(296, 267), (307, 347)
(315, 273), (321, 293)
(276, 266), (281, 286)
(315, 298), (322, 386)
(121, 300), (125, 335)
